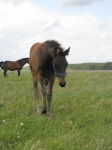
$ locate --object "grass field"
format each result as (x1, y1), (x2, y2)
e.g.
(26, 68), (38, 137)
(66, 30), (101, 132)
(0, 70), (112, 150)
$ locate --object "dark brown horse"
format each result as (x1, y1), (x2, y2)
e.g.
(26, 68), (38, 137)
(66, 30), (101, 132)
(0, 58), (29, 77)
(29, 40), (70, 118)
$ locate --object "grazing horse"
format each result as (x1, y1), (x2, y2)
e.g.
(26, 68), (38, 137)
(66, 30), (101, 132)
(0, 58), (29, 77)
(29, 40), (70, 117)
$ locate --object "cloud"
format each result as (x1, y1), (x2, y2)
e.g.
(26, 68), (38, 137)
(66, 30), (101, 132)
(45, 21), (61, 31)
(0, 1), (112, 63)
(60, 0), (106, 7)
(1, 0), (26, 5)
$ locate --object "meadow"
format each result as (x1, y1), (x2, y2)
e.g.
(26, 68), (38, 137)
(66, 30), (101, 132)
(0, 70), (112, 150)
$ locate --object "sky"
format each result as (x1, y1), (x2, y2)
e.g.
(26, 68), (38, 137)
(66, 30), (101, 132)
(0, 0), (112, 64)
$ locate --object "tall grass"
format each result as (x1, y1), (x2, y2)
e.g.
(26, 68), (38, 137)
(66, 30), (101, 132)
(0, 70), (112, 150)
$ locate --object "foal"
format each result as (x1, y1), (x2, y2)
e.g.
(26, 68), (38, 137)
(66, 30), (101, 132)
(29, 40), (70, 117)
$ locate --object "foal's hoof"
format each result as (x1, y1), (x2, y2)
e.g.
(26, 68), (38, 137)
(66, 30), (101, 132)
(42, 110), (47, 114)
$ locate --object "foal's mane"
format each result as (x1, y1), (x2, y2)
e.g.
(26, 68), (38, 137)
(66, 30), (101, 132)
(45, 40), (64, 52)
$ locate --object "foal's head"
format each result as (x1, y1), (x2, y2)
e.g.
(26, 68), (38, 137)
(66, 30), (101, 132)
(53, 47), (70, 87)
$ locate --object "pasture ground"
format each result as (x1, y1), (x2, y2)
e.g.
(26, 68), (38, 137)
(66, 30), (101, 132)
(0, 70), (112, 150)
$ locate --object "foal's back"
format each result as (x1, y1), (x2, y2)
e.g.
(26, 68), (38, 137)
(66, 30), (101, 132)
(30, 42), (49, 75)
(29, 43), (41, 74)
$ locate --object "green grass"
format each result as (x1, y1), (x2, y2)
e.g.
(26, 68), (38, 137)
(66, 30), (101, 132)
(0, 70), (112, 150)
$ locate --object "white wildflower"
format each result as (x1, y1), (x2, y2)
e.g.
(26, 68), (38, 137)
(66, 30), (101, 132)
(20, 123), (24, 126)
(3, 120), (5, 123)
(70, 121), (73, 125)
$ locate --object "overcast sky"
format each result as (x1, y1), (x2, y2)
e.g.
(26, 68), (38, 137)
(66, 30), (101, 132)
(0, 0), (112, 64)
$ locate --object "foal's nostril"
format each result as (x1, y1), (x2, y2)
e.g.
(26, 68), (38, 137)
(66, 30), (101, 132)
(59, 82), (66, 87)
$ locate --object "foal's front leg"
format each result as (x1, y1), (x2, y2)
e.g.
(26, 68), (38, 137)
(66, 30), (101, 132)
(47, 77), (55, 117)
(40, 78), (47, 114)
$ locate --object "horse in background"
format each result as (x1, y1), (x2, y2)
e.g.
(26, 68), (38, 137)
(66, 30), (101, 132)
(0, 58), (29, 77)
(29, 40), (70, 118)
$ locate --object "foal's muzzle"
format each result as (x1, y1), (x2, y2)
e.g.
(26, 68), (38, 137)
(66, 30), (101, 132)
(59, 82), (66, 87)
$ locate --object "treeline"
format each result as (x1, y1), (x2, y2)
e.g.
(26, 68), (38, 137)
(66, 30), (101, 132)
(68, 62), (112, 70)
(23, 62), (112, 70)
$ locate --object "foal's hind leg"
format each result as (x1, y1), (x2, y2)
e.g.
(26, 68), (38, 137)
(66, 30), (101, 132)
(47, 77), (55, 117)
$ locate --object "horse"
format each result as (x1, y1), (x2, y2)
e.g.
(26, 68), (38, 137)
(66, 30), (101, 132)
(0, 58), (29, 77)
(29, 40), (70, 118)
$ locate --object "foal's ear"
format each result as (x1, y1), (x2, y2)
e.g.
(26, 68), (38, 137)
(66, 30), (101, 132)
(64, 47), (70, 56)
(50, 48), (59, 58)
(54, 48), (60, 56)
